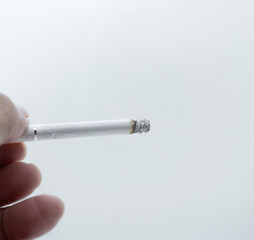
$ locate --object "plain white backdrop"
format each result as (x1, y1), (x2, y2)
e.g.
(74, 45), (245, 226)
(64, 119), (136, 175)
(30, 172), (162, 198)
(1, 0), (254, 239)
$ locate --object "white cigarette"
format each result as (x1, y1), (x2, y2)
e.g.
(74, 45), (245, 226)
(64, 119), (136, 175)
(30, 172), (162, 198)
(11, 119), (150, 143)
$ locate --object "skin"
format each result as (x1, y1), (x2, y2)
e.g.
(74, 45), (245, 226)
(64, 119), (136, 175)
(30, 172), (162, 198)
(0, 93), (64, 239)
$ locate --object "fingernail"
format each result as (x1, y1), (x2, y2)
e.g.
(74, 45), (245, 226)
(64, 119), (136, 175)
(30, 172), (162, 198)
(25, 117), (30, 127)
(17, 105), (29, 118)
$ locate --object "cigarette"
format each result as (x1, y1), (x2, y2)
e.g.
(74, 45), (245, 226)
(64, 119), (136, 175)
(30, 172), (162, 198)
(11, 119), (150, 143)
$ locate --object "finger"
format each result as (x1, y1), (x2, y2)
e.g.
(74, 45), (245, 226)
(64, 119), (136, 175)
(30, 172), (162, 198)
(0, 195), (64, 240)
(0, 162), (41, 206)
(16, 105), (29, 118)
(0, 93), (29, 145)
(0, 143), (27, 167)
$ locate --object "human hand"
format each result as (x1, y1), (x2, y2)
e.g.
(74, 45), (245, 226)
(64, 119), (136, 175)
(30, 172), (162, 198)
(0, 93), (64, 239)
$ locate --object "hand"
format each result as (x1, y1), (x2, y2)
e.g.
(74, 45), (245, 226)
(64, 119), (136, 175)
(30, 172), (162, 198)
(0, 93), (64, 239)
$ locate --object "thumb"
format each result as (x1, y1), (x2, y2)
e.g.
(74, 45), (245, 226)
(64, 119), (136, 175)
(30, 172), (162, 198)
(0, 93), (29, 145)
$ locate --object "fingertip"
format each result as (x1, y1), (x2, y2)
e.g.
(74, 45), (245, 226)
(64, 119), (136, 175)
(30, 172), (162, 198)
(0, 162), (42, 206)
(2, 195), (64, 239)
(35, 195), (65, 222)
(10, 142), (27, 162)
(27, 163), (42, 188)
(6, 114), (29, 144)
(0, 143), (27, 167)
(16, 104), (29, 118)
(19, 142), (27, 161)
(0, 95), (30, 145)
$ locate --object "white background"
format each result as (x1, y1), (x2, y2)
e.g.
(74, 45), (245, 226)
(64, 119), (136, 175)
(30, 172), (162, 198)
(1, 0), (254, 239)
